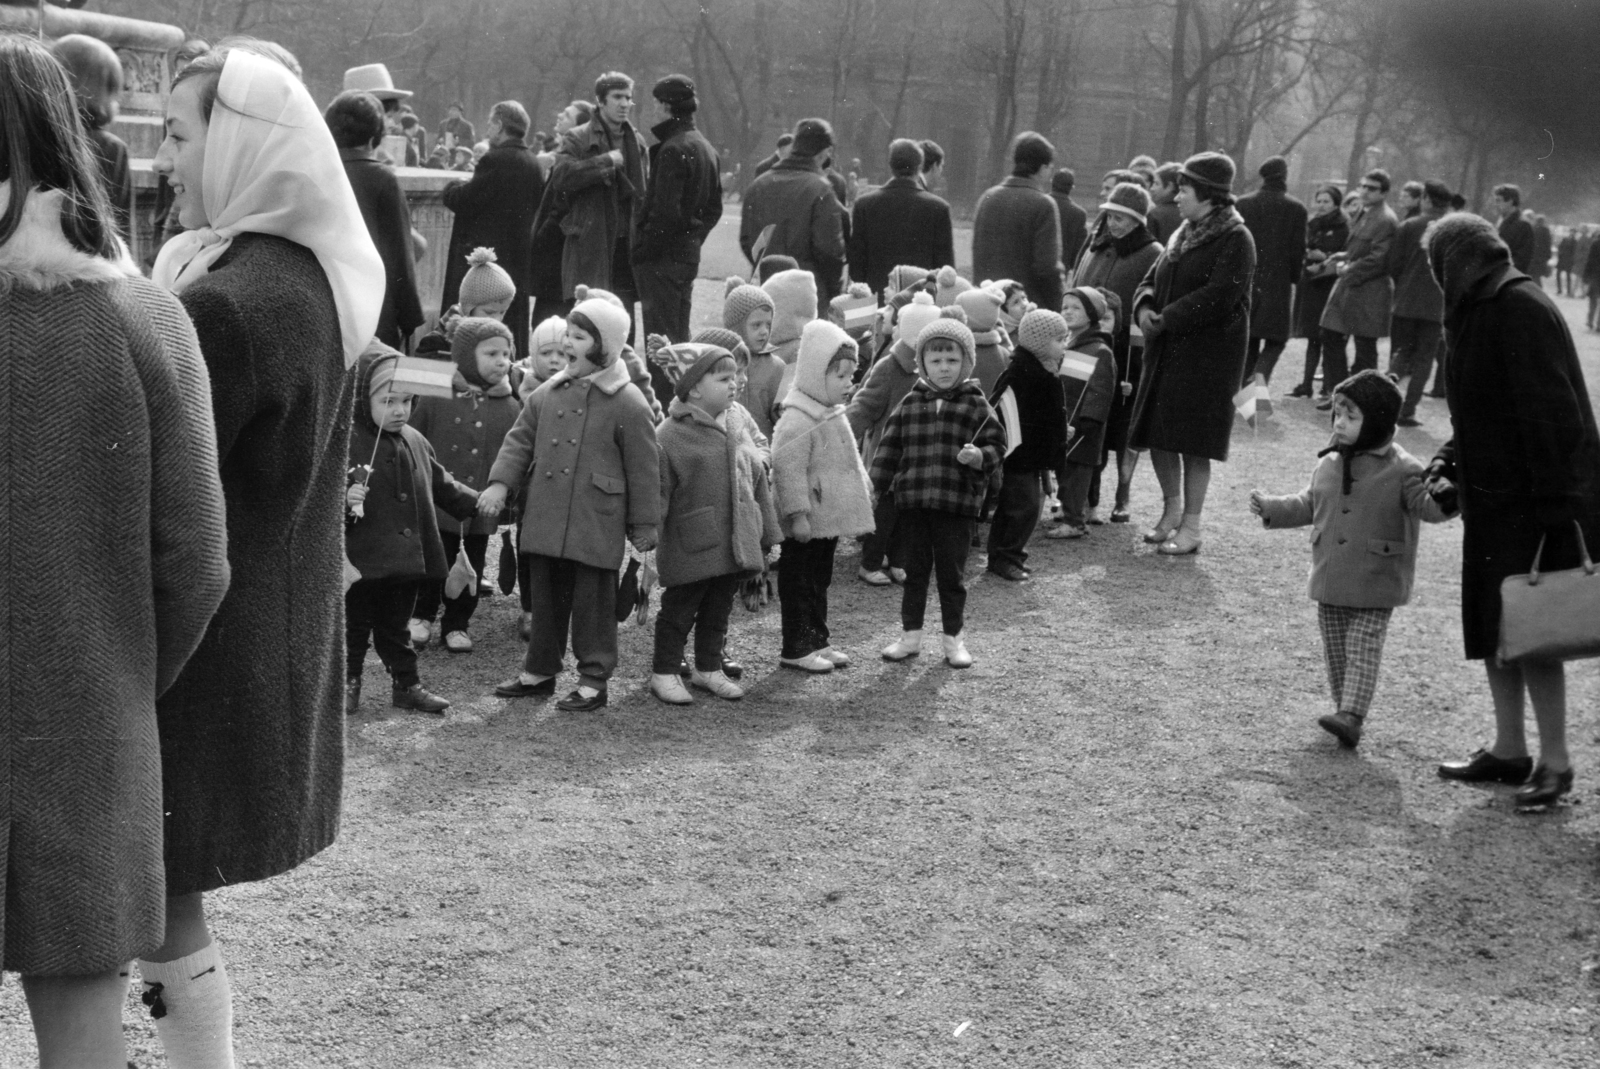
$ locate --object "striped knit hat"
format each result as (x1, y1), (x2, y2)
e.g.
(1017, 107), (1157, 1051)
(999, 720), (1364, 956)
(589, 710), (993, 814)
(691, 326), (751, 366)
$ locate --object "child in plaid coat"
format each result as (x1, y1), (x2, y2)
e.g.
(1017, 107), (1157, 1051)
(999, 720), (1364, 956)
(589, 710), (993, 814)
(870, 317), (1006, 668)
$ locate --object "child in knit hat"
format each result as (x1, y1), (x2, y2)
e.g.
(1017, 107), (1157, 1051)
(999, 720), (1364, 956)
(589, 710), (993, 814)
(1249, 369), (1450, 748)
(987, 309), (1070, 577)
(723, 276), (783, 437)
(1048, 287), (1120, 539)
(571, 284), (666, 422)
(989, 280), (1032, 345)
(649, 344), (782, 703)
(417, 246), (517, 357)
(771, 321), (877, 672)
(870, 318), (1006, 667)
(407, 317), (523, 652)
(846, 290), (943, 585)
(477, 297), (661, 712)
(692, 326), (769, 458)
(518, 315), (569, 401)
(763, 267), (819, 425)
(345, 343), (482, 715)
(828, 281), (877, 354)
(957, 286), (1012, 393)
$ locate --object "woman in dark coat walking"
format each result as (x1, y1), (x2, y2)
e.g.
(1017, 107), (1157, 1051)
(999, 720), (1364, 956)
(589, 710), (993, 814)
(1427, 214), (1600, 808)
(149, 44), (384, 1064)
(1130, 152), (1256, 555)
(1290, 186), (1348, 398)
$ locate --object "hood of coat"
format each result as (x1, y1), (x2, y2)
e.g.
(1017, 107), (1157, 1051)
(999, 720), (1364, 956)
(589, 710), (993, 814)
(763, 268), (818, 347)
(792, 319), (856, 405)
(1426, 211), (1514, 311)
(0, 183), (138, 290)
(352, 343), (403, 435)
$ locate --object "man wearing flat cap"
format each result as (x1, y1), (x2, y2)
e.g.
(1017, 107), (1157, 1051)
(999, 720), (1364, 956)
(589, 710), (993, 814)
(634, 74), (723, 342)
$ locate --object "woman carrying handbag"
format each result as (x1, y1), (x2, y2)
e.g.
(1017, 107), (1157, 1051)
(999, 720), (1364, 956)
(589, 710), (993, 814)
(1424, 214), (1600, 809)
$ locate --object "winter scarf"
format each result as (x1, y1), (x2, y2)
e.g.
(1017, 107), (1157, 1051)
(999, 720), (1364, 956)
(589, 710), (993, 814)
(1167, 205), (1247, 262)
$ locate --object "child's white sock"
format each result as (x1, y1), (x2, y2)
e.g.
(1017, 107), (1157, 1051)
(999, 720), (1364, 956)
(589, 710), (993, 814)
(138, 941), (236, 1069)
(576, 683), (601, 699)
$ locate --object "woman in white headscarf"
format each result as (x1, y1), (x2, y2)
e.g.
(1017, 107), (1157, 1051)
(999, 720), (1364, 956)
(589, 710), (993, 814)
(146, 41), (382, 1069)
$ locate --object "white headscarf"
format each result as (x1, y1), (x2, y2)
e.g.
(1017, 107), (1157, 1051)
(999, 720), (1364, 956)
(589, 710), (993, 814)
(152, 50), (383, 367)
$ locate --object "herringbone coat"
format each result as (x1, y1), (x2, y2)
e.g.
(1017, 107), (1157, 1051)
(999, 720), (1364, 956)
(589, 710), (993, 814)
(1, 188), (229, 973)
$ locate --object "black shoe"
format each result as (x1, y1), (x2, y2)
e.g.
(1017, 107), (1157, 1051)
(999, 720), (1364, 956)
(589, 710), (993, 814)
(1437, 748), (1533, 784)
(392, 683), (450, 714)
(1514, 764), (1574, 808)
(1317, 711), (1363, 748)
(987, 562), (1030, 582)
(344, 676), (361, 716)
(1288, 384), (1313, 398)
(556, 688), (607, 712)
(1397, 415), (1422, 428)
(1110, 505), (1131, 523)
(494, 675), (556, 699)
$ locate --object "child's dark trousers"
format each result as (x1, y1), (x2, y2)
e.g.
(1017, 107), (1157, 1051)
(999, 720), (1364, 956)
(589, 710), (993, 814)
(413, 530), (488, 632)
(523, 553), (618, 688)
(653, 573), (742, 674)
(778, 536), (837, 657)
(987, 467), (1043, 568)
(900, 508), (973, 635)
(346, 577), (421, 687)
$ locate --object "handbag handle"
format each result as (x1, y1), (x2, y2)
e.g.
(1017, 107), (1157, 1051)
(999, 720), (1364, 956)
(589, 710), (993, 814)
(1527, 520), (1596, 585)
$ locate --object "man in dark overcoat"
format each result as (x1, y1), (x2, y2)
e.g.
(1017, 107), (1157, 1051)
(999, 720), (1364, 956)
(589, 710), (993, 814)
(1493, 184), (1535, 274)
(1386, 178), (1449, 425)
(740, 118), (848, 303)
(972, 131), (1065, 311)
(847, 138), (955, 296)
(1236, 155), (1306, 392)
(632, 74), (722, 342)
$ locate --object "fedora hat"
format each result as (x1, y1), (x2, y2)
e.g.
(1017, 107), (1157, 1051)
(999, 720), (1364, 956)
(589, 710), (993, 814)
(343, 63), (411, 101)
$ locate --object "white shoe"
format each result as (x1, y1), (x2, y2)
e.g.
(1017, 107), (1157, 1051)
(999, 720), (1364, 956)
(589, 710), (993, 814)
(407, 617), (431, 647)
(443, 629), (473, 653)
(881, 630), (922, 662)
(779, 652), (834, 673)
(858, 566), (892, 586)
(942, 632), (973, 668)
(649, 673), (694, 705)
(819, 647), (851, 668)
(689, 669), (745, 700)
(1044, 523), (1086, 539)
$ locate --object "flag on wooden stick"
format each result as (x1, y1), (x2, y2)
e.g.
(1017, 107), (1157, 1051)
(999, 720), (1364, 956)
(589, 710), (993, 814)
(392, 355), (457, 398)
(1060, 350), (1098, 382)
(1233, 384), (1259, 428)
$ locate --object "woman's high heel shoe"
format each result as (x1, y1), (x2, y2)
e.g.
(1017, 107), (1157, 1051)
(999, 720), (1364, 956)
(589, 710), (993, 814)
(1514, 764), (1574, 808)
(1142, 496), (1183, 544)
(1157, 517), (1203, 556)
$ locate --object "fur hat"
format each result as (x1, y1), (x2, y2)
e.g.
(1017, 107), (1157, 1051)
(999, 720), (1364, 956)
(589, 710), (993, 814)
(895, 291), (941, 344)
(569, 297), (631, 366)
(663, 343), (735, 402)
(956, 287), (1004, 333)
(451, 316), (514, 388)
(1099, 182), (1151, 224)
(793, 320), (857, 405)
(933, 265), (974, 308)
(531, 315), (566, 353)
(762, 268), (818, 347)
(1425, 211), (1511, 309)
(887, 264), (931, 295)
(914, 316), (976, 384)
(791, 117), (834, 158)
(1017, 308), (1070, 354)
(458, 247), (516, 308)
(1258, 155), (1289, 183)
(691, 327), (751, 365)
(723, 276), (775, 332)
(1179, 151), (1235, 193)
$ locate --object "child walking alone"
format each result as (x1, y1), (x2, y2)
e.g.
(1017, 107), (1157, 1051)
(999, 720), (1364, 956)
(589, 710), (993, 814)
(872, 318), (1006, 668)
(1250, 370), (1450, 746)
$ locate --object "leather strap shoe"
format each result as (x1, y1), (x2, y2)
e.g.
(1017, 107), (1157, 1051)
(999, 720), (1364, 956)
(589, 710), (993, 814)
(1514, 764), (1574, 809)
(557, 688), (608, 712)
(1437, 748), (1532, 784)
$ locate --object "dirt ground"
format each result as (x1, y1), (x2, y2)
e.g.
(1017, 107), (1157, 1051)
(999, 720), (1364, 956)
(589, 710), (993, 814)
(4, 287), (1598, 1069)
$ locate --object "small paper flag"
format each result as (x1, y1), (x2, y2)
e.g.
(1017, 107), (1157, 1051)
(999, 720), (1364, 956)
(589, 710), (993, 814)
(393, 355), (457, 398)
(839, 295), (878, 330)
(1060, 350), (1098, 382)
(1128, 324), (1144, 347)
(1232, 384), (1258, 427)
(996, 387), (1023, 457)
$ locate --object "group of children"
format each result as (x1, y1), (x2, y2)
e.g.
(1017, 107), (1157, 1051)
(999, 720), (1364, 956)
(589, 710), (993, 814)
(342, 243), (1459, 749)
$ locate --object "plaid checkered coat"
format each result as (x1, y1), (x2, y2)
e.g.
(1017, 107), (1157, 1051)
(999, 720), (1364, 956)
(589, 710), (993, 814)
(868, 378), (1005, 519)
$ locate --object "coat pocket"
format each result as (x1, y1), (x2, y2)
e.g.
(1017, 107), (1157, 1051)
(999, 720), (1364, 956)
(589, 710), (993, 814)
(1366, 538), (1403, 557)
(679, 505), (719, 553)
(591, 472), (625, 514)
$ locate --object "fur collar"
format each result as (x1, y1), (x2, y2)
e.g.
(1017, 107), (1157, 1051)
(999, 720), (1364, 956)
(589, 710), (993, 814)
(0, 184), (138, 290)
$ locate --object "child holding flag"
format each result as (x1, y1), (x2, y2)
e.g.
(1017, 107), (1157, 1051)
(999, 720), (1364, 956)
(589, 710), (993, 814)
(873, 318), (1006, 667)
(345, 343), (482, 714)
(1049, 287), (1119, 539)
(986, 309), (1070, 579)
(1249, 370), (1451, 747)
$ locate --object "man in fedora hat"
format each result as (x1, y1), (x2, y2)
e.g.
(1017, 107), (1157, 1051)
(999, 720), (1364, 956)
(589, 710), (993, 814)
(344, 63), (413, 164)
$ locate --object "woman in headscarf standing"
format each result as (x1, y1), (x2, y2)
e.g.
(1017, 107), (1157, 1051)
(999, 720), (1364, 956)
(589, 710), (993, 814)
(148, 42), (383, 1068)
(1129, 152), (1256, 555)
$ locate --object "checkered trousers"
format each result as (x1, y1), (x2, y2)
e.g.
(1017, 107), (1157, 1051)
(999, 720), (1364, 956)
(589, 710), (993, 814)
(1316, 603), (1394, 718)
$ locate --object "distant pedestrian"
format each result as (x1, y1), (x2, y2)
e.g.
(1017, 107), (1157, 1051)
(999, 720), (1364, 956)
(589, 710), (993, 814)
(1531, 213), (1553, 290)
(972, 131), (1064, 311)
(1289, 185), (1348, 400)
(1147, 162), (1182, 245)
(1385, 179), (1449, 425)
(50, 35), (134, 251)
(1556, 227), (1577, 295)
(1236, 156), (1307, 395)
(1050, 167), (1089, 270)
(1317, 170), (1396, 409)
(1492, 184), (1535, 273)
(740, 118), (848, 303)
(438, 101), (475, 151)
(847, 138), (955, 296)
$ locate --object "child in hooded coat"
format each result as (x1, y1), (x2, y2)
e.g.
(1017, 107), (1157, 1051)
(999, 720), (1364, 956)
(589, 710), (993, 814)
(479, 297), (661, 712)
(409, 317), (522, 652)
(764, 267), (819, 415)
(870, 318), (1006, 668)
(957, 286), (1012, 393)
(771, 321), (877, 672)
(1250, 370), (1450, 748)
(1051, 287), (1120, 538)
(692, 326), (770, 460)
(987, 309), (1070, 578)
(570, 283), (665, 422)
(346, 344), (481, 715)
(723, 276), (782, 437)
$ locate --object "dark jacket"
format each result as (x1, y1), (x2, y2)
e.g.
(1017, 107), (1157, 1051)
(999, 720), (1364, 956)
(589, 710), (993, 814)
(868, 378), (1006, 519)
(847, 176), (956, 296)
(1294, 208), (1349, 338)
(991, 345), (1066, 472)
(345, 157), (425, 348)
(1386, 204), (1446, 323)
(634, 115), (723, 266)
(441, 138), (544, 352)
(1530, 218), (1553, 278)
(740, 154), (847, 302)
(1052, 191), (1089, 272)
(1236, 181), (1307, 341)
(541, 117), (648, 298)
(973, 176), (1064, 310)
(1130, 211), (1257, 461)
(410, 380), (522, 535)
(1061, 330), (1117, 446)
(1432, 234), (1600, 659)
(1557, 232), (1577, 270)
(1077, 223), (1162, 376)
(1584, 236), (1600, 285)
(1320, 202), (1397, 339)
(1498, 211), (1535, 274)
(1148, 200), (1182, 246)
(157, 234), (350, 896)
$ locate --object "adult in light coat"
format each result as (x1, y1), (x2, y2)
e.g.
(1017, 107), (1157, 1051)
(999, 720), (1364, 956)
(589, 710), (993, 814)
(1235, 155), (1306, 391)
(1317, 169), (1397, 408)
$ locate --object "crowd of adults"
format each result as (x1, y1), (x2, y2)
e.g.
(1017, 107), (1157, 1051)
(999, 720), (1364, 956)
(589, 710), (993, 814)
(3, 27), (1600, 1069)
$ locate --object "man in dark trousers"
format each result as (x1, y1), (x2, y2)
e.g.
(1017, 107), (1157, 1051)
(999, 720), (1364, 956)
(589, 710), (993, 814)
(972, 131), (1064, 311)
(847, 138), (955, 296)
(1493, 184), (1535, 274)
(440, 100), (545, 355)
(1050, 167), (1089, 272)
(740, 118), (848, 303)
(1386, 178), (1449, 426)
(1236, 155), (1307, 399)
(633, 74), (722, 342)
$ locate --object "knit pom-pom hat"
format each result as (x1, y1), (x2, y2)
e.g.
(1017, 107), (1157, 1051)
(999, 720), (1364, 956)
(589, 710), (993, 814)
(1017, 308), (1070, 354)
(451, 316), (515, 388)
(691, 327), (751, 366)
(887, 264), (931, 295)
(458, 247), (516, 308)
(531, 315), (566, 353)
(956, 287), (1004, 333)
(573, 283), (626, 310)
(762, 268), (818, 347)
(934, 265), (974, 308)
(569, 297), (631, 366)
(914, 316), (976, 383)
(793, 319), (857, 405)
(722, 276), (774, 332)
(895, 290), (941, 344)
